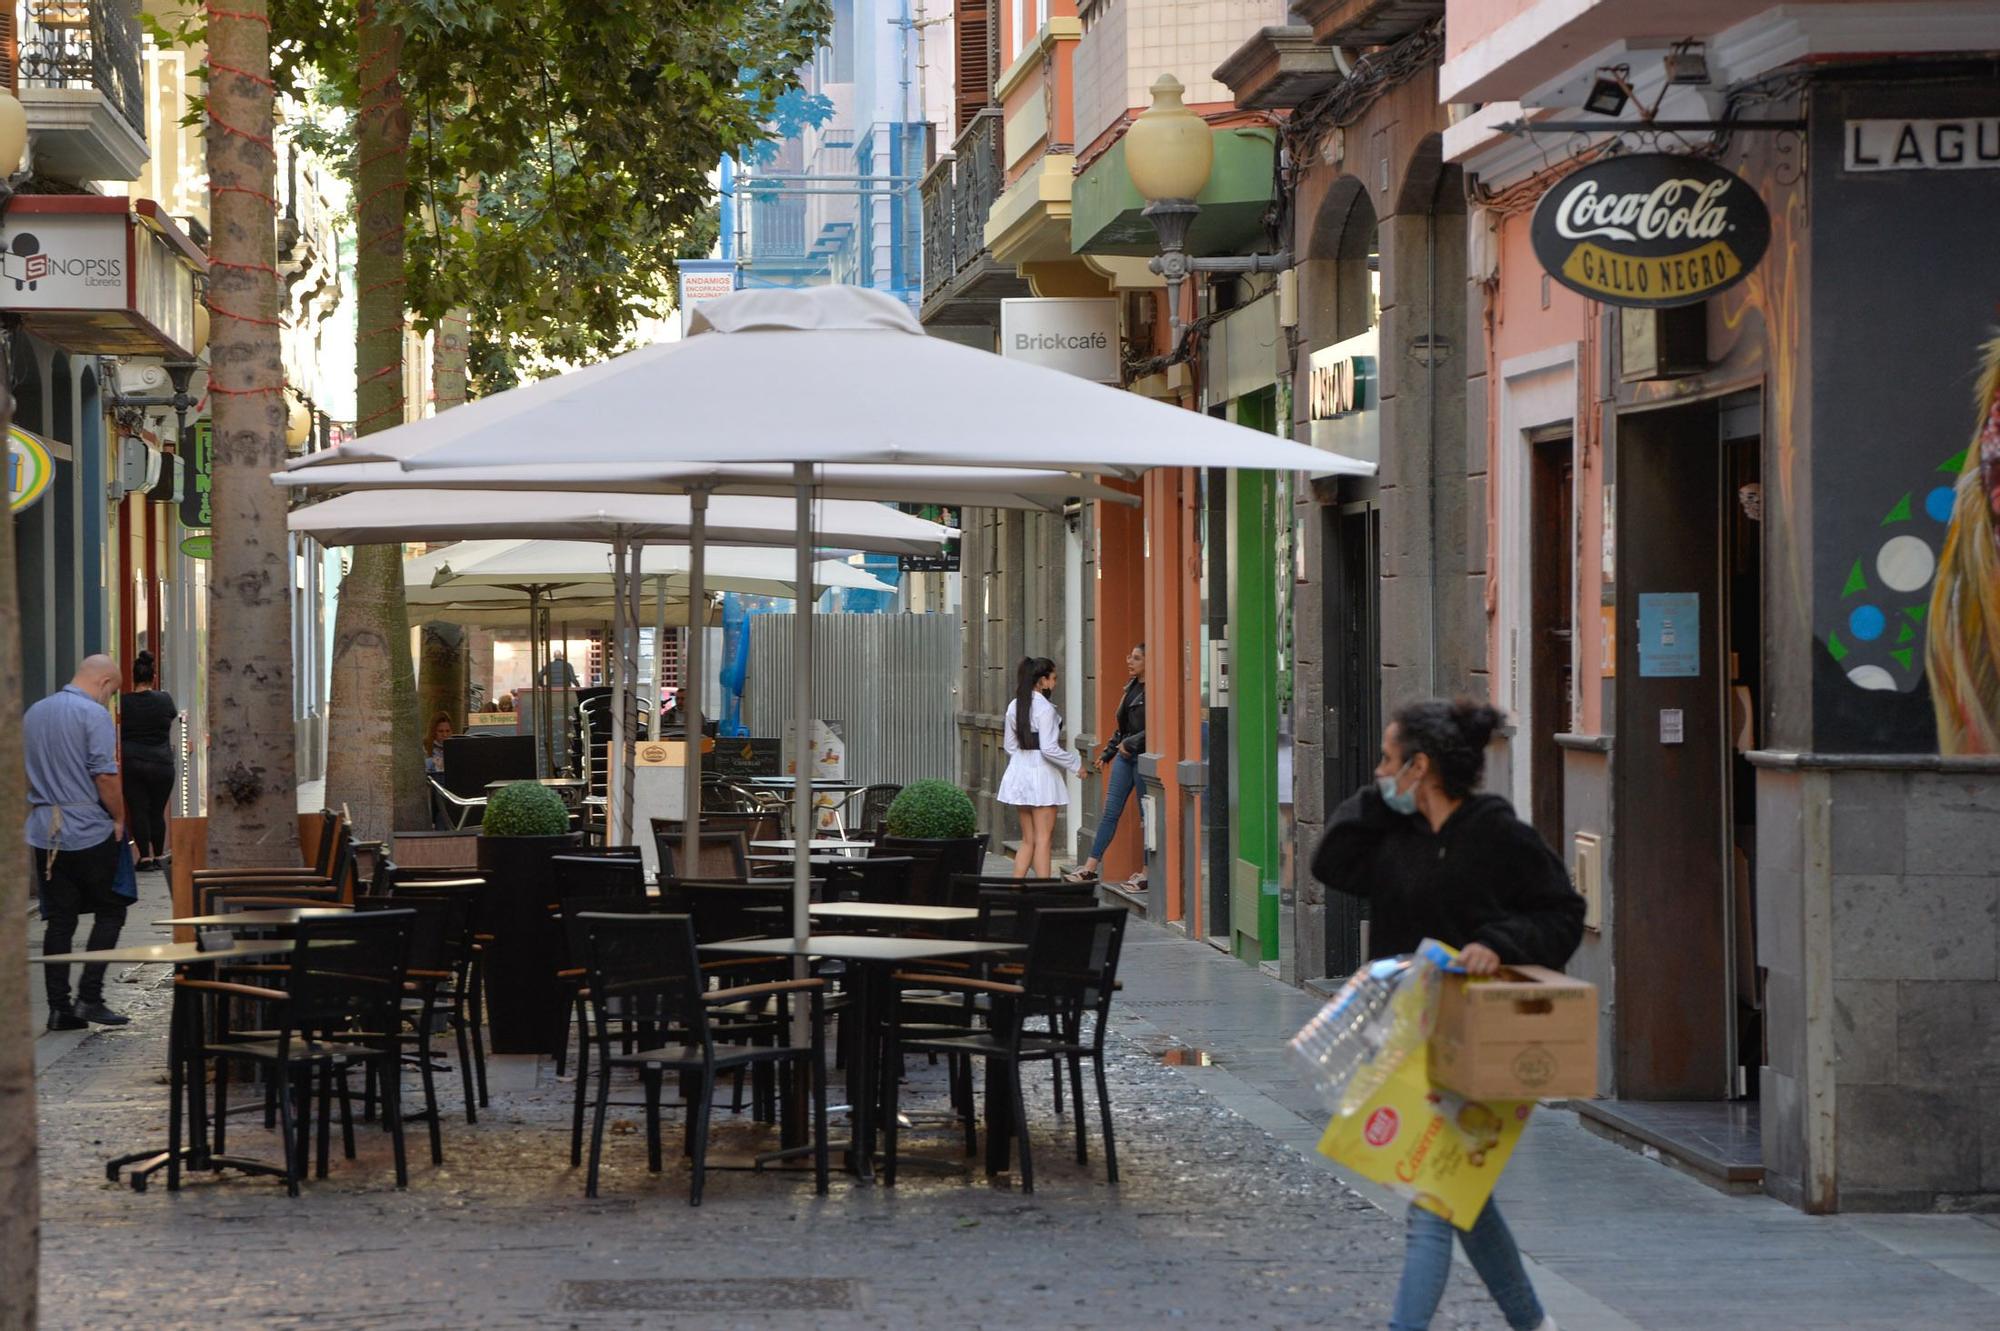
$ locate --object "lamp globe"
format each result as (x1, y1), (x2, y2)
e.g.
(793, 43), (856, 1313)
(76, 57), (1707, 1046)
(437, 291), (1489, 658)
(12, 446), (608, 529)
(1125, 75), (1213, 204)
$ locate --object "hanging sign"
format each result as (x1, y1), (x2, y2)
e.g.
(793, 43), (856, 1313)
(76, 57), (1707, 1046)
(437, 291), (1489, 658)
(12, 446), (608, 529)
(9, 426), (53, 513)
(179, 418), (213, 530)
(1530, 154), (1769, 309)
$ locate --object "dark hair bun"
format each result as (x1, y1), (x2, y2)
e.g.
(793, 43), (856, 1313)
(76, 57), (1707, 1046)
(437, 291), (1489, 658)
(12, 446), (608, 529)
(1391, 696), (1508, 799)
(1451, 701), (1505, 751)
(132, 651), (157, 684)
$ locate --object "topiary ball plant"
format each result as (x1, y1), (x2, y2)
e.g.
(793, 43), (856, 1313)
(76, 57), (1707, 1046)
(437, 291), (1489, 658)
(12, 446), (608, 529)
(481, 781), (571, 837)
(883, 779), (977, 840)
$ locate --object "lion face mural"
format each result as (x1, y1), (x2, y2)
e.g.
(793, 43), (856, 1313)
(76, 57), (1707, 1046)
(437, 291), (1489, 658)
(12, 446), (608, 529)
(1926, 337), (2000, 755)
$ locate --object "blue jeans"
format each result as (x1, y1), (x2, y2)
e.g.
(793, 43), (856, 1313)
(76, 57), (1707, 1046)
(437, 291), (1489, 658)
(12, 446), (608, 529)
(1390, 1200), (1544, 1331)
(1087, 750), (1139, 861)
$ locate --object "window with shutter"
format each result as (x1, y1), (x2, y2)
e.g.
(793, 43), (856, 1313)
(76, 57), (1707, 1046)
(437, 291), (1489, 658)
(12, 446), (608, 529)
(954, 0), (990, 139)
(0, 8), (16, 94)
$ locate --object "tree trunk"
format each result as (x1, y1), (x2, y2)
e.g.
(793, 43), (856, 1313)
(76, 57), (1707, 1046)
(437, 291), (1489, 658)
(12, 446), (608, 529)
(0, 364), (38, 1331)
(418, 621), (468, 731)
(325, 0), (426, 839)
(204, 0), (299, 863)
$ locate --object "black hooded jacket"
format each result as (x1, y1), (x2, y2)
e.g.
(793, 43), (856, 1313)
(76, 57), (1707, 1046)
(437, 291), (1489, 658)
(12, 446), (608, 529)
(1311, 786), (1584, 969)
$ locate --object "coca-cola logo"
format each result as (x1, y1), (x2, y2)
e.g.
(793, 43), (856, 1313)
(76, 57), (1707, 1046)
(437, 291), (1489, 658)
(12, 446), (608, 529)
(1531, 154), (1769, 309)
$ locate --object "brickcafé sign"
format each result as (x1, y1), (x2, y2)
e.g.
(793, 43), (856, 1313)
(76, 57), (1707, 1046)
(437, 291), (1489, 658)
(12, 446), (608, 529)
(999, 298), (1121, 383)
(1529, 154), (1770, 309)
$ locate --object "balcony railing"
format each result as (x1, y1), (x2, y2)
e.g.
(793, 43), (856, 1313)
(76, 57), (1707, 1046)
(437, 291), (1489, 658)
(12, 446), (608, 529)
(18, 0), (146, 138)
(920, 108), (1003, 304)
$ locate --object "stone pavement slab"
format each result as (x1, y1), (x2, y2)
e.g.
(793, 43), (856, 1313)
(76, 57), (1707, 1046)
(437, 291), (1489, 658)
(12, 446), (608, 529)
(30, 913), (1503, 1330)
(1112, 920), (2000, 1331)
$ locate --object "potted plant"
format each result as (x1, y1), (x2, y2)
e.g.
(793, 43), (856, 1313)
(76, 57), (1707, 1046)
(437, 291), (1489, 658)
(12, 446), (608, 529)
(878, 779), (987, 903)
(476, 781), (580, 1054)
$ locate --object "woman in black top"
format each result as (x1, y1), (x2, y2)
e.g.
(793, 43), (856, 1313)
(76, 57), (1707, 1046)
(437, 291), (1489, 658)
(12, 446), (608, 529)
(119, 651), (178, 871)
(1068, 642), (1145, 883)
(1312, 698), (1579, 1331)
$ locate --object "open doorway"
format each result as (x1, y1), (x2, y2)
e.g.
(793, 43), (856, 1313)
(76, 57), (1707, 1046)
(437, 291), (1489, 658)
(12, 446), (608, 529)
(1594, 390), (1764, 1186)
(1528, 429), (1575, 850)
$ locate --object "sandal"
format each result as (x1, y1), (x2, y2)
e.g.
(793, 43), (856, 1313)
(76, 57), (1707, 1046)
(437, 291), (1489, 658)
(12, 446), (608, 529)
(1064, 868), (1099, 883)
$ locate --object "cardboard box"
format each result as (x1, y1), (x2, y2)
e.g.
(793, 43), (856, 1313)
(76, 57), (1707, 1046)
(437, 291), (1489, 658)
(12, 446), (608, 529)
(1428, 965), (1597, 1101)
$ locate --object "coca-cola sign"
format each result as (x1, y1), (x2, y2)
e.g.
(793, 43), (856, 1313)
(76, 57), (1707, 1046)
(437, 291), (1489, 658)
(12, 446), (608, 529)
(1530, 154), (1769, 309)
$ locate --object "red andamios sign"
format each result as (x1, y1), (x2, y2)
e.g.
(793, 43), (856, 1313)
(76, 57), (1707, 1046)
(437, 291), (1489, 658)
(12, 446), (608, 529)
(1530, 153), (1770, 309)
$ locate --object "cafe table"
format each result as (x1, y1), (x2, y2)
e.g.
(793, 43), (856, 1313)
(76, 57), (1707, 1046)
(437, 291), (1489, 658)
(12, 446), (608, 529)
(697, 934), (1020, 1180)
(751, 838), (873, 856)
(33, 940), (300, 1191)
(157, 907), (355, 929)
(806, 902), (978, 927)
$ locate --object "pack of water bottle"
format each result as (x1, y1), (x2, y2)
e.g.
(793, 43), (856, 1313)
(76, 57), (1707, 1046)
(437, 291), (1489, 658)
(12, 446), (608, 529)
(1287, 939), (1456, 1117)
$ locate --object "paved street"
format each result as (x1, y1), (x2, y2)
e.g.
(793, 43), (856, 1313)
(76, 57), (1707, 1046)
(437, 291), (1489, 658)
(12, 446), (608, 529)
(28, 866), (2000, 1329)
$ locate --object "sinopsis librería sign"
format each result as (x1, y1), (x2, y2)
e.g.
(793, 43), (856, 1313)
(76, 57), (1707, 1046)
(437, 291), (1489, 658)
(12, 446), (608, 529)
(1529, 154), (1770, 309)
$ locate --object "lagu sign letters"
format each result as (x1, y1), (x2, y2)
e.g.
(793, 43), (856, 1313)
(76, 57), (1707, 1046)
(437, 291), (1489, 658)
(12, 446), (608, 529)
(1845, 118), (2000, 172)
(1530, 154), (1769, 309)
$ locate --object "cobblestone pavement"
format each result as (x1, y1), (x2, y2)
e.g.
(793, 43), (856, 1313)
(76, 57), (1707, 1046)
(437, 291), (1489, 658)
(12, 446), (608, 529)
(31, 874), (1504, 1331)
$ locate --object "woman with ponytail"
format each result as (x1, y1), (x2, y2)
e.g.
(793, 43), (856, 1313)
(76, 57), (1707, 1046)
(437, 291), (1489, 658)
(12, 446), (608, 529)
(119, 651), (178, 871)
(997, 655), (1080, 877)
(1312, 697), (1582, 1331)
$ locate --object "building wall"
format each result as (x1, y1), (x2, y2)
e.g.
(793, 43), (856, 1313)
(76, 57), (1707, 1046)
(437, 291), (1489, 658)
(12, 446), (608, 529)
(1286, 69), (1468, 982)
(1072, 0), (1285, 151)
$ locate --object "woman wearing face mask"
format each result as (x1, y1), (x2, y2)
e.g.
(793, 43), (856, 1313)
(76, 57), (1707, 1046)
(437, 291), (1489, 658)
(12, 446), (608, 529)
(997, 655), (1081, 878)
(1312, 698), (1582, 1331)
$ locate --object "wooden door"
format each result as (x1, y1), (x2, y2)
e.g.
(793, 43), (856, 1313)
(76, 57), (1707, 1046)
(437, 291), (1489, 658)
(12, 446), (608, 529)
(1613, 400), (1731, 1100)
(1529, 434), (1575, 849)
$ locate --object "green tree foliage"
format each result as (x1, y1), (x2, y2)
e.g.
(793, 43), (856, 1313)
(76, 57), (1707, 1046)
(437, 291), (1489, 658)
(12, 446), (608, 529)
(271, 0), (831, 387)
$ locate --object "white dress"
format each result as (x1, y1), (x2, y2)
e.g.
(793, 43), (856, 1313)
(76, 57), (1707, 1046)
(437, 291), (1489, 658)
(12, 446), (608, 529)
(997, 692), (1082, 807)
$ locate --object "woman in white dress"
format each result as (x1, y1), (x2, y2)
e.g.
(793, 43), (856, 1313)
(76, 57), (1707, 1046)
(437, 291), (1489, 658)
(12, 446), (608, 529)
(998, 655), (1082, 878)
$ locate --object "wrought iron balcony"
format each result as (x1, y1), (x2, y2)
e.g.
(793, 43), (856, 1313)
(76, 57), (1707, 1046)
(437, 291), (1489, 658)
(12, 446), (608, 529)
(920, 108), (1004, 306)
(19, 0), (144, 133)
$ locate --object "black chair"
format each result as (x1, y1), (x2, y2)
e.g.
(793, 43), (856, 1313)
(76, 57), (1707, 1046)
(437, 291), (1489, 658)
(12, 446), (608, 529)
(942, 874), (1085, 911)
(552, 853), (646, 902)
(381, 879), (488, 1124)
(548, 857), (648, 1075)
(389, 869), (493, 1106)
(842, 784), (902, 841)
(576, 912), (828, 1204)
(882, 907), (1127, 1194)
(174, 910), (417, 1196)
(874, 835), (988, 906)
(820, 856), (917, 905)
(354, 894), (464, 1164)
(557, 893), (678, 1162)
(195, 814), (355, 895)
(655, 830), (750, 882)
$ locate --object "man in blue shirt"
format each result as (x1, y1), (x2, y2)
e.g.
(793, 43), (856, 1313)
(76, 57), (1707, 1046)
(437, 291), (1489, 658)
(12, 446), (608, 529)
(27, 654), (131, 1030)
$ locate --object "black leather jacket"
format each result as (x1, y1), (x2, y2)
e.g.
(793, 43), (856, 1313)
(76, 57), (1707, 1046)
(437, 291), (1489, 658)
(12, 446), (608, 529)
(1100, 678), (1145, 763)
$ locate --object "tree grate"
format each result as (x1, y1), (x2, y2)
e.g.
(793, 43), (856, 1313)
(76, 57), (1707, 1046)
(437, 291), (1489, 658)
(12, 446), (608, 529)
(557, 1278), (864, 1313)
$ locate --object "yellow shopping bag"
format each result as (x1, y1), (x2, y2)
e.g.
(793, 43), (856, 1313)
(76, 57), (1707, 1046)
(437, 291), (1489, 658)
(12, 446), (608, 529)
(1316, 1049), (1535, 1230)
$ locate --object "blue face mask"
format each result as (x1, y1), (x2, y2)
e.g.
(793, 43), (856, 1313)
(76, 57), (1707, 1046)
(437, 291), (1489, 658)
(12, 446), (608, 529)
(1376, 760), (1418, 815)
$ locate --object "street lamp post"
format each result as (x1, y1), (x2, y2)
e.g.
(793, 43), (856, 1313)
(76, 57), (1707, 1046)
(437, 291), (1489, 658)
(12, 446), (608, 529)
(1126, 74), (1292, 347)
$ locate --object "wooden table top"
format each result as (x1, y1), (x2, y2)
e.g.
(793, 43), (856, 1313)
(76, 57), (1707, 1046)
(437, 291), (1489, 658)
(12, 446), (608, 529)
(698, 935), (1019, 965)
(35, 939), (300, 966)
(156, 908), (356, 928)
(807, 902), (979, 925)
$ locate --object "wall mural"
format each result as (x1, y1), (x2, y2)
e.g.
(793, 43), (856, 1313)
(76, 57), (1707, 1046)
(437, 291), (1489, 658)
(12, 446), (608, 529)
(1925, 336), (2000, 754)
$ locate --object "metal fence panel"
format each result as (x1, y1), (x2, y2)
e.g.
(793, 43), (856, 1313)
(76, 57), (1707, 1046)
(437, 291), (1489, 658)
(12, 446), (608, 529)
(747, 613), (960, 787)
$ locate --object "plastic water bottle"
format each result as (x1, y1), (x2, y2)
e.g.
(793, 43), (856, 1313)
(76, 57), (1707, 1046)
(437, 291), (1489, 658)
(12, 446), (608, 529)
(1288, 940), (1457, 1115)
(1288, 956), (1412, 1114)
